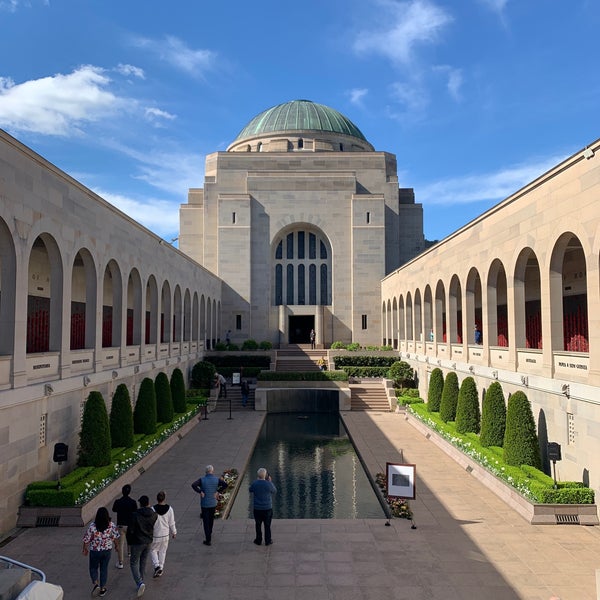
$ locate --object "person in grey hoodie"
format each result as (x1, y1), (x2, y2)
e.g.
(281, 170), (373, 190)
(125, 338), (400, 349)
(126, 495), (157, 597)
(150, 490), (177, 578)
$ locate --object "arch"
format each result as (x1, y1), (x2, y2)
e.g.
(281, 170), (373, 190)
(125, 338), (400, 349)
(423, 285), (433, 342)
(127, 268), (143, 346)
(414, 288), (423, 342)
(406, 292), (413, 340)
(550, 233), (588, 352)
(514, 247), (542, 349)
(487, 259), (508, 347)
(399, 295), (406, 340)
(466, 267), (482, 345)
(27, 234), (64, 353)
(145, 275), (159, 344)
(173, 285), (183, 342)
(0, 218), (16, 356)
(206, 296), (212, 349)
(434, 280), (446, 342)
(70, 248), (97, 350)
(192, 292), (199, 342)
(184, 289), (192, 342)
(160, 281), (172, 344)
(102, 260), (122, 348)
(449, 275), (462, 343)
(392, 296), (398, 349)
(200, 295), (207, 348)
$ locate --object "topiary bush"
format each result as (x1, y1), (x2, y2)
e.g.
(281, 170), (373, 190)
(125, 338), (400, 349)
(439, 371), (459, 423)
(387, 361), (414, 391)
(170, 368), (187, 413)
(191, 361), (216, 389)
(455, 376), (480, 434)
(480, 381), (506, 447)
(503, 391), (541, 469)
(259, 340), (272, 350)
(427, 368), (444, 412)
(110, 384), (134, 449)
(134, 377), (157, 435)
(78, 391), (112, 467)
(155, 372), (174, 423)
(241, 338), (259, 350)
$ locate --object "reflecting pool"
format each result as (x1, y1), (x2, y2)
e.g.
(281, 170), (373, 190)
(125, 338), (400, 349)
(229, 413), (386, 519)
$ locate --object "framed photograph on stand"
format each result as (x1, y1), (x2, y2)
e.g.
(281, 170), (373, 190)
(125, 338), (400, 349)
(386, 462), (416, 499)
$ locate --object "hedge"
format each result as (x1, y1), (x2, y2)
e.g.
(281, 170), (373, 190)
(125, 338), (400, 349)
(480, 382), (506, 447)
(258, 370), (348, 382)
(78, 391), (111, 467)
(427, 368), (444, 412)
(455, 376), (480, 434)
(439, 371), (459, 423)
(110, 384), (134, 449)
(504, 391), (541, 469)
(155, 372), (174, 424)
(191, 361), (216, 389)
(170, 368), (187, 413)
(333, 356), (398, 368)
(134, 377), (157, 435)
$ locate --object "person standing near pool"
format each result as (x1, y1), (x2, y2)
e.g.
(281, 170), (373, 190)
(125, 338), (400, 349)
(191, 465), (228, 546)
(249, 467), (277, 546)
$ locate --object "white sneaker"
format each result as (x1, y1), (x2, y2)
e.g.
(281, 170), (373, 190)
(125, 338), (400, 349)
(115, 561), (124, 569)
(137, 582), (145, 597)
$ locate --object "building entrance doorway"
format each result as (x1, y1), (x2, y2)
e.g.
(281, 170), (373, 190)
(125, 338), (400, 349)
(289, 315), (315, 344)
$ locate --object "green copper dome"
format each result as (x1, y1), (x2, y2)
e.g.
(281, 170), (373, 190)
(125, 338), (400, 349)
(233, 100), (368, 143)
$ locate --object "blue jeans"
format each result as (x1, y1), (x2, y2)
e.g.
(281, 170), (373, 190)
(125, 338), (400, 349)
(89, 549), (111, 587)
(253, 508), (273, 544)
(129, 543), (151, 586)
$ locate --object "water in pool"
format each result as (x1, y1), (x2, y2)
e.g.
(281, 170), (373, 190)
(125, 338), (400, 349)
(229, 412), (386, 519)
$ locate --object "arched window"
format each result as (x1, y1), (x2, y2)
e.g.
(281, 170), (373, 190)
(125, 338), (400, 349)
(298, 138), (304, 149)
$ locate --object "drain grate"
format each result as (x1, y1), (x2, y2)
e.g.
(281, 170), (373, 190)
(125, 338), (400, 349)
(36, 516), (60, 527)
(556, 514), (579, 525)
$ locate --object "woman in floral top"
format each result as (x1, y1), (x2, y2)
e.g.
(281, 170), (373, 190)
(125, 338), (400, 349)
(82, 506), (120, 597)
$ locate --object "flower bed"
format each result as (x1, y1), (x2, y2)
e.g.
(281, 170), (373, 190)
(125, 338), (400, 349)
(215, 468), (238, 517)
(375, 473), (412, 519)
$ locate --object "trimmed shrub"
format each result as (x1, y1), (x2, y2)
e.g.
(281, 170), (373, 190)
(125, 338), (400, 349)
(259, 340), (272, 350)
(439, 371), (459, 423)
(427, 368), (444, 412)
(388, 361), (414, 391)
(78, 391), (111, 467)
(503, 391), (541, 469)
(155, 372), (174, 423)
(455, 377), (480, 434)
(480, 382), (506, 447)
(191, 361), (216, 389)
(334, 356), (398, 368)
(170, 368), (187, 413)
(214, 342), (227, 351)
(134, 377), (157, 435)
(241, 338), (259, 350)
(109, 384), (134, 448)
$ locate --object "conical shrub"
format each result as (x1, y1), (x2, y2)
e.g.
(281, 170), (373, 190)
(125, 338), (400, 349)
(480, 382), (506, 447)
(191, 361), (216, 389)
(78, 391), (111, 466)
(455, 376), (480, 434)
(439, 371), (459, 423)
(170, 368), (187, 413)
(427, 368), (444, 412)
(134, 377), (157, 434)
(155, 372), (174, 423)
(503, 391), (541, 468)
(110, 383), (134, 448)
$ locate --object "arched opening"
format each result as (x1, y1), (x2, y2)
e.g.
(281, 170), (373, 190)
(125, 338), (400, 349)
(102, 260), (122, 348)
(392, 296), (398, 349)
(173, 285), (182, 342)
(127, 269), (142, 346)
(487, 260), (508, 347)
(423, 285), (433, 342)
(145, 275), (158, 344)
(514, 248), (542, 349)
(161, 281), (172, 344)
(399, 295), (405, 341)
(406, 292), (413, 341)
(70, 248), (97, 350)
(449, 275), (462, 343)
(435, 280), (446, 342)
(414, 289), (423, 342)
(192, 292), (199, 342)
(0, 218), (16, 356)
(466, 268), (482, 345)
(184, 289), (192, 342)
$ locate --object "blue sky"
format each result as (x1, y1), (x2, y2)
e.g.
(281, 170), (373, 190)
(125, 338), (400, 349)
(1, 0), (598, 244)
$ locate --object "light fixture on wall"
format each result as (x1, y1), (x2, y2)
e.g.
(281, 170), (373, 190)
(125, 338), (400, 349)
(583, 147), (595, 159)
(561, 384), (570, 397)
(521, 375), (528, 387)
(83, 376), (91, 387)
(112, 370), (118, 379)
(492, 370), (498, 379)
(44, 384), (54, 396)
(468, 365), (474, 373)
(133, 366), (140, 374)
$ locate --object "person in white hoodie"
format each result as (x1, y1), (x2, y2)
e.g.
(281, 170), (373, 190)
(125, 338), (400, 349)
(150, 490), (177, 578)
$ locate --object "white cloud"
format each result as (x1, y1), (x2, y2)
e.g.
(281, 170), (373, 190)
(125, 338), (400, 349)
(144, 107), (176, 124)
(354, 0), (452, 65)
(417, 156), (566, 206)
(348, 88), (368, 106)
(94, 190), (180, 238)
(0, 66), (121, 136)
(0, 0), (18, 11)
(133, 35), (217, 77)
(479, 0), (509, 14)
(116, 64), (145, 79)
(389, 81), (429, 117)
(433, 65), (463, 101)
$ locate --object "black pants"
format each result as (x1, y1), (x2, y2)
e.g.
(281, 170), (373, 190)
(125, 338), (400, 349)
(201, 506), (216, 542)
(253, 508), (273, 544)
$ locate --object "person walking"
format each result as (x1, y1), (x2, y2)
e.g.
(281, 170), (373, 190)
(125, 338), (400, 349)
(127, 495), (157, 597)
(150, 490), (177, 578)
(309, 328), (316, 349)
(191, 465), (228, 546)
(240, 379), (250, 407)
(215, 373), (227, 398)
(82, 506), (120, 597)
(249, 468), (277, 546)
(111, 483), (137, 569)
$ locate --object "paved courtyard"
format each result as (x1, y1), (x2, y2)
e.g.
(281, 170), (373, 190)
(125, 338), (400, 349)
(3, 409), (600, 599)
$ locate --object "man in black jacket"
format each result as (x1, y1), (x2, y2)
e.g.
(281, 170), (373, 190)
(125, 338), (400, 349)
(126, 495), (157, 597)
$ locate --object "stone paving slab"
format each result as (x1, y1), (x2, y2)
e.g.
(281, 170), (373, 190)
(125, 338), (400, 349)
(2, 409), (600, 600)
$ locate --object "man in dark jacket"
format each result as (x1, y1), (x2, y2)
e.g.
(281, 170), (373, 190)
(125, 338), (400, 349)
(191, 465), (228, 546)
(112, 484), (137, 569)
(126, 495), (157, 597)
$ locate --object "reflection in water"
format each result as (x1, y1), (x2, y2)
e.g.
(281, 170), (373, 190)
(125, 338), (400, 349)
(229, 413), (385, 519)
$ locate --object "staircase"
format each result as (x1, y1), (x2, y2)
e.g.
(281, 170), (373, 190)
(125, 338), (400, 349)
(212, 381), (255, 411)
(350, 380), (392, 411)
(275, 345), (328, 372)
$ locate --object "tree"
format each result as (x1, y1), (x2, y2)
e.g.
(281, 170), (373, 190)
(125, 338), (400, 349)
(155, 372), (174, 423)
(439, 371), (459, 423)
(78, 391), (111, 466)
(110, 383), (134, 448)
(503, 391), (541, 469)
(170, 368), (187, 413)
(134, 377), (157, 435)
(455, 376), (480, 434)
(480, 382), (506, 447)
(191, 361), (216, 389)
(388, 361), (414, 392)
(427, 368), (444, 412)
